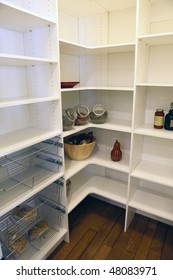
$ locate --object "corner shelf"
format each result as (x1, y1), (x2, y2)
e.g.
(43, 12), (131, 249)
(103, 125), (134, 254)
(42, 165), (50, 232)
(67, 170), (128, 213)
(61, 86), (134, 92)
(60, 39), (135, 55)
(63, 119), (132, 138)
(65, 149), (130, 180)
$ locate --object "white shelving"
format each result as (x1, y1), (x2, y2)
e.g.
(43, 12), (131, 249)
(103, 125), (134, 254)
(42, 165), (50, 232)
(65, 149), (130, 180)
(60, 40), (135, 55)
(67, 169), (128, 213)
(0, 1), (56, 25)
(59, 0), (173, 232)
(0, 0), (67, 260)
(131, 160), (173, 188)
(129, 189), (173, 222)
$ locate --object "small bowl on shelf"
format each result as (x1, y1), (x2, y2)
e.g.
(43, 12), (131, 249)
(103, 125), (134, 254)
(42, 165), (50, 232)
(61, 82), (79, 88)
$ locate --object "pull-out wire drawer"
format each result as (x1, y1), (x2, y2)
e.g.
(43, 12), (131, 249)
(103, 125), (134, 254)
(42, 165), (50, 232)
(0, 180), (65, 259)
(0, 137), (63, 197)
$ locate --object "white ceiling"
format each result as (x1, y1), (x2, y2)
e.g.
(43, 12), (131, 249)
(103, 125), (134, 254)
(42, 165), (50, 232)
(58, 0), (136, 17)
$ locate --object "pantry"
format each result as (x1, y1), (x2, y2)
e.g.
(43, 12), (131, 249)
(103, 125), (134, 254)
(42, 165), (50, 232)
(0, 0), (173, 259)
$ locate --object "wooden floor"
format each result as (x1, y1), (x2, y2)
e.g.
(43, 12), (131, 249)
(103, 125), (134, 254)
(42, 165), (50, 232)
(48, 196), (173, 260)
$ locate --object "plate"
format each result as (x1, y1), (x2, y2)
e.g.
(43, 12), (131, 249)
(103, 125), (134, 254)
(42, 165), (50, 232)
(61, 82), (79, 88)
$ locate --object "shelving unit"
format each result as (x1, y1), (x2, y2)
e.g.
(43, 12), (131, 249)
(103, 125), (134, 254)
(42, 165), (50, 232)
(59, 0), (173, 233)
(127, 0), (173, 229)
(0, 0), (68, 260)
(1, 0), (173, 259)
(59, 0), (135, 226)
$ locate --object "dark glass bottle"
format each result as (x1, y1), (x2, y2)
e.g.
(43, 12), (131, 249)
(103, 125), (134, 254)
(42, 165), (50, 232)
(164, 102), (173, 130)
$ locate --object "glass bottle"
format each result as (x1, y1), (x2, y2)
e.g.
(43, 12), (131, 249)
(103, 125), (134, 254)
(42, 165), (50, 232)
(164, 102), (173, 130)
(154, 109), (164, 129)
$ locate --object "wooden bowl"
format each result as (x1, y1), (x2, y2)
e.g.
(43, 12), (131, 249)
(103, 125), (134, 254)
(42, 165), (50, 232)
(64, 140), (96, 160)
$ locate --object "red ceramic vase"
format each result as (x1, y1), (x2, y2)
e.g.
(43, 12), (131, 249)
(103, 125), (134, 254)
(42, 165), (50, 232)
(111, 140), (122, 162)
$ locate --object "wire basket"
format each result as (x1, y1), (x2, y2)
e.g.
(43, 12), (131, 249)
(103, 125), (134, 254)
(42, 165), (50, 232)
(0, 137), (63, 196)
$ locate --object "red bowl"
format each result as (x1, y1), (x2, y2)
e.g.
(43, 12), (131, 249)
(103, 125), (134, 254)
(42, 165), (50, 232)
(61, 82), (79, 88)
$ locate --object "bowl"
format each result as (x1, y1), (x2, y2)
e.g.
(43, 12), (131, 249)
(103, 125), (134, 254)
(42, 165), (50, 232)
(64, 140), (96, 160)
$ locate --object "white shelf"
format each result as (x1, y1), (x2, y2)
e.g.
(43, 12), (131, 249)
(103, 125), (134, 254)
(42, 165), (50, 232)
(65, 149), (130, 180)
(0, 1), (56, 32)
(134, 123), (173, 140)
(67, 171), (128, 213)
(131, 160), (173, 188)
(136, 83), (173, 88)
(0, 54), (57, 66)
(0, 171), (64, 217)
(61, 86), (134, 92)
(59, 0), (136, 17)
(0, 127), (61, 157)
(138, 32), (173, 46)
(0, 96), (59, 108)
(129, 189), (173, 222)
(63, 119), (132, 138)
(60, 39), (135, 55)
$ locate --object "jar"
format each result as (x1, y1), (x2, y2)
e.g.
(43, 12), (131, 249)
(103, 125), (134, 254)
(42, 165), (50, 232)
(75, 105), (89, 125)
(89, 104), (108, 124)
(154, 109), (164, 129)
(62, 108), (76, 131)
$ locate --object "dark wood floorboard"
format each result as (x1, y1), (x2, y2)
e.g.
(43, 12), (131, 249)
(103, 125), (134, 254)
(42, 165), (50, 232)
(48, 196), (173, 260)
